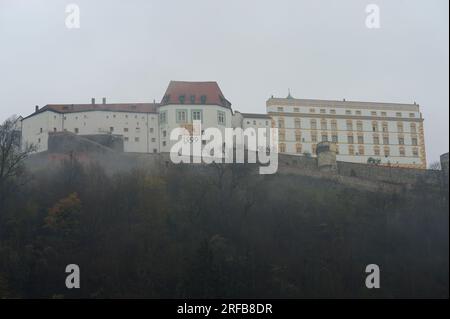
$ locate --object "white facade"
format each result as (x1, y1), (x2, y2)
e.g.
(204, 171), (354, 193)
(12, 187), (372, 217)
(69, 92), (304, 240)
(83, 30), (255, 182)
(267, 97), (426, 168)
(21, 108), (160, 153)
(20, 82), (427, 169)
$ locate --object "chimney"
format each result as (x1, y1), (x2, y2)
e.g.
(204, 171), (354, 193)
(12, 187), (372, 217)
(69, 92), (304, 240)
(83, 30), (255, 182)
(102, 97), (106, 104)
(35, 105), (39, 112)
(91, 98), (96, 105)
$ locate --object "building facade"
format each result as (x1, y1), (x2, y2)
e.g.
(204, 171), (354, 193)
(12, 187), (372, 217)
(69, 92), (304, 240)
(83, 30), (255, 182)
(267, 95), (426, 168)
(20, 81), (427, 169)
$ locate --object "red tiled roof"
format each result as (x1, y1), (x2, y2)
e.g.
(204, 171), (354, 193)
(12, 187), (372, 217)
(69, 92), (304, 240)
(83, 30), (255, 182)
(24, 103), (159, 119)
(160, 81), (232, 109)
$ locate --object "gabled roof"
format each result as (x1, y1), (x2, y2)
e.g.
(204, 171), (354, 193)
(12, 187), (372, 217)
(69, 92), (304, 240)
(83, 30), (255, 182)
(160, 81), (232, 109)
(23, 103), (160, 120)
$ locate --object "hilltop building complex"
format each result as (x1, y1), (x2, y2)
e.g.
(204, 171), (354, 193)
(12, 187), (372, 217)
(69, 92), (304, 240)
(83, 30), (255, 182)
(20, 81), (426, 169)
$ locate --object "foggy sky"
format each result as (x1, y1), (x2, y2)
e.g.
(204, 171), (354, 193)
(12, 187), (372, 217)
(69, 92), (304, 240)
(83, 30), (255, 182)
(0, 0), (448, 163)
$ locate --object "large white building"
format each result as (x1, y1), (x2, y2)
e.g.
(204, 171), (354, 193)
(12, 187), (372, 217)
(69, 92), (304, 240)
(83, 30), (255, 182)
(20, 81), (427, 169)
(267, 94), (426, 169)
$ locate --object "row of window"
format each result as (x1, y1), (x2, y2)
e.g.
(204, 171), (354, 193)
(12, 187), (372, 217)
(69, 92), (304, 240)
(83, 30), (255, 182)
(278, 131), (419, 146)
(159, 110), (226, 125)
(275, 107), (416, 118)
(279, 143), (420, 157)
(276, 118), (418, 133)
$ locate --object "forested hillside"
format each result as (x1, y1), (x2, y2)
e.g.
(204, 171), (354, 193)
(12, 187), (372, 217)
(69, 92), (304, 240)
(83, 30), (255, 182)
(0, 156), (448, 298)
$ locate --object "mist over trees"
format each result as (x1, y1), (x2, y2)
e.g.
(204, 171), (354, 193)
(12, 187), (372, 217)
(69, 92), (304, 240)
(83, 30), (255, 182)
(0, 120), (448, 298)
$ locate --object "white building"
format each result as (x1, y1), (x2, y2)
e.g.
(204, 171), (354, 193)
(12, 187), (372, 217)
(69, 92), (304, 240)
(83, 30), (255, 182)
(267, 94), (426, 169)
(20, 81), (427, 169)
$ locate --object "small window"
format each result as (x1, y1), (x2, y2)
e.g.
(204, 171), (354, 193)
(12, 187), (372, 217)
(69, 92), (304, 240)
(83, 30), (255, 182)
(149, 128), (154, 133)
(356, 110), (362, 115)
(371, 111), (377, 116)
(345, 110), (352, 115)
(396, 112), (402, 117)
(192, 110), (202, 122)
(412, 148), (419, 156)
(294, 107), (300, 112)
(151, 138), (156, 142)
(135, 137), (140, 142)
(357, 135), (364, 144)
(74, 128), (79, 134)
(162, 130), (167, 138)
(412, 137), (418, 146)
(110, 127), (114, 132)
(200, 95), (207, 104)
(383, 136), (389, 145)
(398, 137), (405, 145)
(373, 136), (380, 145)
(348, 135), (354, 144)
(332, 135), (338, 143)
(217, 111), (226, 125)
(124, 128), (129, 132)
(409, 113), (415, 118)
(381, 112), (387, 117)
(330, 109), (336, 114)
(320, 109), (326, 114)
(178, 95), (186, 104)
(277, 107), (284, 112)
(311, 133), (317, 142)
(176, 110), (187, 123)
(124, 137), (129, 142)
(190, 95), (196, 104)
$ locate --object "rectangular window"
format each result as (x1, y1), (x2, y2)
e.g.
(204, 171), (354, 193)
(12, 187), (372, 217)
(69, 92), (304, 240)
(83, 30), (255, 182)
(321, 134), (328, 142)
(311, 133), (317, 142)
(396, 112), (402, 117)
(74, 128), (79, 134)
(374, 147), (380, 156)
(345, 110), (352, 115)
(373, 136), (380, 145)
(277, 107), (284, 112)
(348, 135), (354, 144)
(357, 135), (364, 144)
(332, 135), (338, 143)
(191, 110), (202, 122)
(294, 107), (300, 112)
(413, 148), (419, 156)
(412, 137), (418, 146)
(159, 111), (167, 124)
(135, 137), (140, 142)
(176, 110), (187, 123)
(217, 111), (226, 125)
(294, 118), (301, 129)
(124, 128), (129, 132)
(110, 127), (114, 132)
(346, 121), (353, 131)
(383, 136), (389, 145)
(310, 120), (317, 130)
(398, 137), (405, 145)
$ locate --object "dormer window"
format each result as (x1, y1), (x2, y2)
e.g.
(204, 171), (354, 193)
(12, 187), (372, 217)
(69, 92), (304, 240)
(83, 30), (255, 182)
(179, 95), (186, 104)
(200, 95), (207, 104)
(190, 95), (196, 104)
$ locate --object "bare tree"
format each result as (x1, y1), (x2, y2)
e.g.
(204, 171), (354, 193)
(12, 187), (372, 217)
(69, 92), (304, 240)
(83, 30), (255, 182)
(0, 116), (36, 203)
